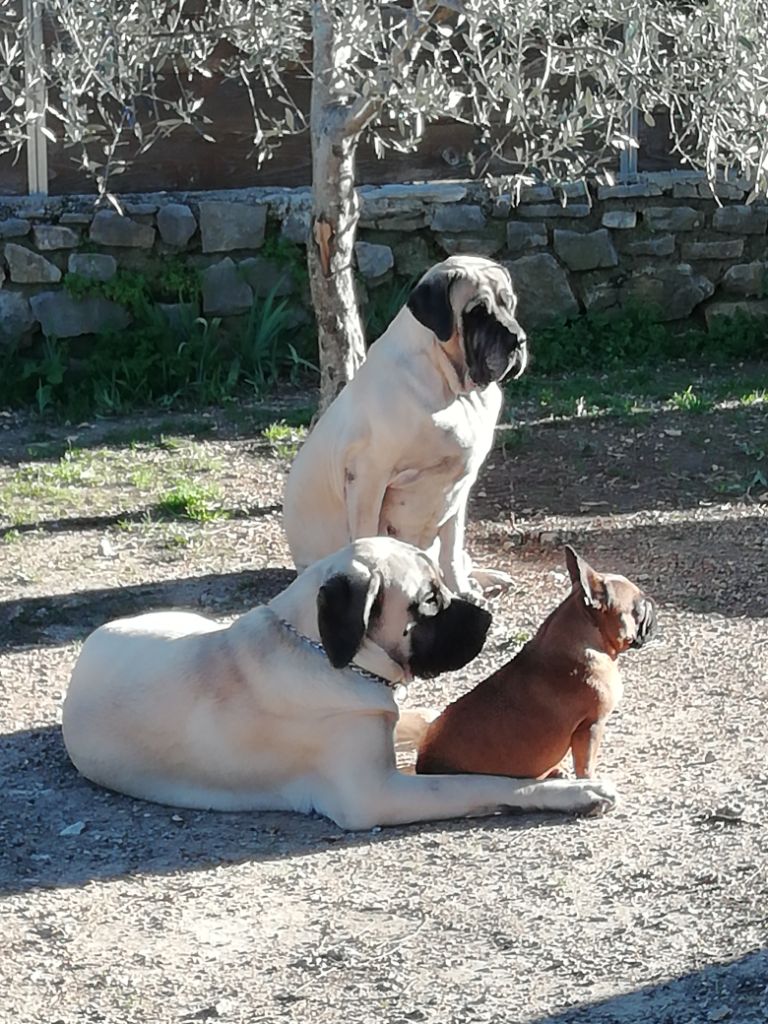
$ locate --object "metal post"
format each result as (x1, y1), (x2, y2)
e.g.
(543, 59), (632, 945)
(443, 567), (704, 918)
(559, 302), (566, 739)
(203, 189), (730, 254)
(23, 0), (48, 195)
(618, 106), (639, 182)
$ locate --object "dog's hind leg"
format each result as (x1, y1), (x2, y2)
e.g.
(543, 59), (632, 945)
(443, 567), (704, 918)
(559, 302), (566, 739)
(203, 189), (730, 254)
(394, 707), (441, 754)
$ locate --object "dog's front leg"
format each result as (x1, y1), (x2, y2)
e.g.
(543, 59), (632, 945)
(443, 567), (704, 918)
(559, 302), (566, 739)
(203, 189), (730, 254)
(344, 459), (389, 541)
(571, 721), (606, 779)
(329, 771), (618, 830)
(437, 504), (472, 593)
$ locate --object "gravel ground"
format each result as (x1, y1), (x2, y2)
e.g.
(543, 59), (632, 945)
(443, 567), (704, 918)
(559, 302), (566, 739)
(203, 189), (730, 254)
(1, 393), (767, 1024)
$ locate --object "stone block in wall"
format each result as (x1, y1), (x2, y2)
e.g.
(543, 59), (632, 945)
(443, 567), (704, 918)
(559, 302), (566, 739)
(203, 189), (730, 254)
(32, 225), (79, 250)
(67, 253), (118, 282)
(698, 181), (745, 200)
(359, 183), (467, 224)
(620, 264), (714, 320)
(393, 236), (430, 278)
(29, 291), (131, 337)
(581, 278), (620, 313)
(201, 257), (253, 314)
(518, 204), (591, 219)
(435, 234), (503, 257)
(554, 228), (618, 271)
(712, 206), (768, 235)
(672, 183), (701, 199)
(123, 202), (159, 216)
(681, 239), (744, 261)
(506, 221), (547, 255)
(621, 234), (676, 257)
(721, 261), (768, 297)
(59, 212), (93, 225)
(157, 203), (197, 248)
(355, 241), (394, 281)
(597, 183), (662, 199)
(0, 218), (31, 239)
(429, 205), (486, 233)
(643, 207), (703, 232)
(0, 291), (34, 342)
(504, 253), (579, 329)
(281, 209), (311, 245)
(199, 202), (266, 253)
(519, 185), (555, 203)
(238, 256), (295, 297)
(704, 300), (768, 328)
(5, 243), (61, 284)
(602, 210), (637, 229)
(374, 215), (426, 231)
(90, 210), (156, 248)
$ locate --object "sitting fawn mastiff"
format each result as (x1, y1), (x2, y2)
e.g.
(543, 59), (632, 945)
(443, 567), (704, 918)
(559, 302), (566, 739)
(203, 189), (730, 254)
(63, 538), (616, 829)
(283, 255), (528, 594)
(417, 546), (656, 781)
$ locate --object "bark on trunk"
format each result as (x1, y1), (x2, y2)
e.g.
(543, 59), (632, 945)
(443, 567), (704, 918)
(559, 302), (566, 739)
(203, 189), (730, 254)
(308, 4), (368, 416)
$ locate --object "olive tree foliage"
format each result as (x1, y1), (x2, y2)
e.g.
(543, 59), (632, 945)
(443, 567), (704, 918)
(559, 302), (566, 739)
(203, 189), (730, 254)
(2, 1), (767, 408)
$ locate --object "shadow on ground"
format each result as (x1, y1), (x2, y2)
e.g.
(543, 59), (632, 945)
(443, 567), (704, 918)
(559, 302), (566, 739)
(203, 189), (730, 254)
(474, 404), (767, 518)
(0, 724), (568, 896)
(473, 513), (768, 620)
(1, 566), (296, 650)
(532, 948), (768, 1023)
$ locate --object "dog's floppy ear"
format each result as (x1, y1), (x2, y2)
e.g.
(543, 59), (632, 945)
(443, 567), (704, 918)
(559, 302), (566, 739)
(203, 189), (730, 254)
(564, 545), (605, 610)
(406, 269), (456, 342)
(317, 570), (382, 668)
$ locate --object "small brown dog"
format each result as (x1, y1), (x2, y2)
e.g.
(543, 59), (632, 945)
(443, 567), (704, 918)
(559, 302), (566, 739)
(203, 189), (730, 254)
(416, 546), (656, 780)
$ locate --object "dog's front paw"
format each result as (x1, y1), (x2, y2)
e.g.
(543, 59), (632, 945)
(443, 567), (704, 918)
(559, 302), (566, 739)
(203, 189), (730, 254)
(573, 778), (619, 817)
(470, 568), (514, 596)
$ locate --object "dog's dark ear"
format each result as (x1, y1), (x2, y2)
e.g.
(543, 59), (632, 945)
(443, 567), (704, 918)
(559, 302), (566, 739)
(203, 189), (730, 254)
(317, 570), (382, 668)
(407, 270), (456, 342)
(564, 546), (605, 609)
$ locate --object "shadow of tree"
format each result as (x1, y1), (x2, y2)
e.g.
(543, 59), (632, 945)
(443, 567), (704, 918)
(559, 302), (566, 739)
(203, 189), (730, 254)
(531, 948), (768, 1023)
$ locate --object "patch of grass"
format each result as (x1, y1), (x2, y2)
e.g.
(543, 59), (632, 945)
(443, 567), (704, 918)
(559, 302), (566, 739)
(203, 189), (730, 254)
(157, 482), (228, 523)
(0, 272), (317, 419)
(2, 528), (21, 544)
(670, 386), (713, 414)
(262, 421), (306, 460)
(508, 362), (768, 423)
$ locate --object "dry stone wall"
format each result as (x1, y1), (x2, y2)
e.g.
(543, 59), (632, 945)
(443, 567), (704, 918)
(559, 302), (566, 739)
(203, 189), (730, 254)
(1, 173), (767, 347)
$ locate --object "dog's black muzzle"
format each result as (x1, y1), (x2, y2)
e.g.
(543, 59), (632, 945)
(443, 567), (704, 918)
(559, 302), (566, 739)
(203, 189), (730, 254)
(408, 597), (492, 679)
(462, 304), (527, 389)
(631, 596), (657, 649)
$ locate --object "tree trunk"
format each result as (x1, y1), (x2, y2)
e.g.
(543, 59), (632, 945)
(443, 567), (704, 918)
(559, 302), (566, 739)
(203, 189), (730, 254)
(308, 3), (368, 416)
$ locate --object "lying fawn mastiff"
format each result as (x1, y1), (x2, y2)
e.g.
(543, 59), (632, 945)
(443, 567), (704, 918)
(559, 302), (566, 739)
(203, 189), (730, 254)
(63, 538), (616, 830)
(284, 255), (528, 594)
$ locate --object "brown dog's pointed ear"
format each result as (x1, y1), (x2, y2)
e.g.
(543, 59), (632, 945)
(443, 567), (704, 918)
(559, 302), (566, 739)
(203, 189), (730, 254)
(316, 570), (382, 668)
(407, 270), (456, 342)
(564, 545), (605, 609)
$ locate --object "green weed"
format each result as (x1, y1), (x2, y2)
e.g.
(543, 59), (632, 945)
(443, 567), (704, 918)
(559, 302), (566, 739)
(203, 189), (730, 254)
(157, 482), (228, 523)
(262, 421), (306, 460)
(670, 386), (713, 413)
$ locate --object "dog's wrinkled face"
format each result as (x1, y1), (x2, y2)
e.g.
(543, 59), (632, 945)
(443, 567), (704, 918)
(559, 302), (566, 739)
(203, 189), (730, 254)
(316, 538), (491, 680)
(564, 545), (657, 654)
(407, 255), (528, 391)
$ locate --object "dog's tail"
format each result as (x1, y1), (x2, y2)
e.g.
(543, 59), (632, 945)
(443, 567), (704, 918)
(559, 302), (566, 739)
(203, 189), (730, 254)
(394, 707), (441, 754)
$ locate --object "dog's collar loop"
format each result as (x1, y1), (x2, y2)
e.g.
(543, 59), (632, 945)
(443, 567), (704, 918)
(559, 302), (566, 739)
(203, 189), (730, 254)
(277, 618), (401, 691)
